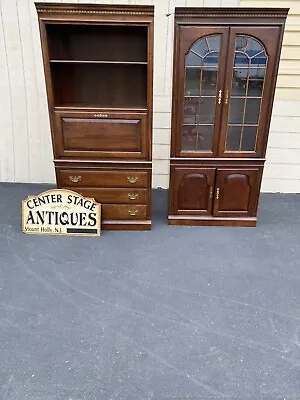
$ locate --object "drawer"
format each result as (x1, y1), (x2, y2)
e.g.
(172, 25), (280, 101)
(63, 187), (148, 204)
(57, 169), (149, 188)
(102, 205), (148, 220)
(54, 111), (148, 159)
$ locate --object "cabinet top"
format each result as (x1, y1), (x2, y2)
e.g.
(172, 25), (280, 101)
(175, 7), (289, 21)
(35, 3), (154, 16)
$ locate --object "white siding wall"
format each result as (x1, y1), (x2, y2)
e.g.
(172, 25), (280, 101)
(4, 0), (300, 193)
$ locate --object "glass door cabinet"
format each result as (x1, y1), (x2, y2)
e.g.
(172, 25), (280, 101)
(169, 8), (288, 226)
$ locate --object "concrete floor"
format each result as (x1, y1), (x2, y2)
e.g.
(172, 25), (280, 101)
(0, 183), (300, 400)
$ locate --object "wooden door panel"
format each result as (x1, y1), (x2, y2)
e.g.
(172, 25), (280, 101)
(171, 27), (229, 158)
(172, 167), (216, 215)
(54, 111), (147, 159)
(213, 168), (262, 217)
(218, 27), (283, 158)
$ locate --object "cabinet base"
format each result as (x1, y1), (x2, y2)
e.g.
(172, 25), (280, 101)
(102, 220), (151, 230)
(168, 215), (257, 227)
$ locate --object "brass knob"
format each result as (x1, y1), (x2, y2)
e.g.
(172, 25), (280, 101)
(128, 193), (139, 200)
(69, 176), (81, 183)
(127, 176), (139, 184)
(216, 188), (220, 200)
(128, 209), (139, 216)
(209, 187), (213, 199)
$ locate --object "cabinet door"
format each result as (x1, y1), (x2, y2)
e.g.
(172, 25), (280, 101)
(218, 27), (282, 157)
(172, 27), (229, 157)
(213, 168), (262, 217)
(172, 167), (216, 215)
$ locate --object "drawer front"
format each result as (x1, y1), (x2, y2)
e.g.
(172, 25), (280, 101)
(55, 111), (148, 159)
(102, 205), (148, 220)
(57, 169), (149, 188)
(63, 187), (148, 204)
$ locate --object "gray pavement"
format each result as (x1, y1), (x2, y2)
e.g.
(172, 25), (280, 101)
(0, 183), (299, 400)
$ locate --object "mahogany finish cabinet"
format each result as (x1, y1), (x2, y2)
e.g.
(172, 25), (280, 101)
(168, 8), (288, 227)
(36, 3), (154, 230)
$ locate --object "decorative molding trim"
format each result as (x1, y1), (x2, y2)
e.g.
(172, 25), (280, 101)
(36, 9), (153, 16)
(175, 7), (289, 19)
(35, 4), (154, 16)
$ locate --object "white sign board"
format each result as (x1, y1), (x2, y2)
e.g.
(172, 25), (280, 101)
(22, 189), (101, 237)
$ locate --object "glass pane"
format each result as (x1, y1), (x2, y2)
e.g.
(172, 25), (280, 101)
(202, 68), (218, 95)
(248, 68), (265, 80)
(229, 98), (245, 124)
(245, 38), (264, 58)
(186, 52), (202, 67)
(231, 69), (248, 96)
(182, 34), (220, 152)
(241, 127), (257, 151)
(198, 97), (215, 124)
(185, 68), (201, 96)
(251, 54), (267, 67)
(248, 79), (264, 97)
(235, 36), (248, 52)
(244, 98), (261, 124)
(226, 126), (242, 151)
(191, 39), (208, 57)
(184, 98), (198, 124)
(182, 125), (213, 151)
(234, 53), (249, 67)
(182, 125), (197, 150)
(197, 125), (213, 151)
(207, 36), (221, 52)
(203, 52), (219, 67)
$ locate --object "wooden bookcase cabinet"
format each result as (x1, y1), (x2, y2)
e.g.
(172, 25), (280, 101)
(168, 8), (288, 227)
(36, 3), (154, 230)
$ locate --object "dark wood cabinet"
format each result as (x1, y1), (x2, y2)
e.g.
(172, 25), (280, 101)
(36, 3), (154, 230)
(168, 8), (288, 227)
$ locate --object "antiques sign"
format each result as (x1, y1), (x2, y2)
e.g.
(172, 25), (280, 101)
(22, 189), (101, 236)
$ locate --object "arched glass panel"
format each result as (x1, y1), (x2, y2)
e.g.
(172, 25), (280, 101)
(183, 35), (221, 152)
(226, 35), (268, 152)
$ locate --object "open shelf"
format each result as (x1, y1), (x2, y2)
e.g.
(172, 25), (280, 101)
(46, 24), (148, 63)
(51, 63), (147, 109)
(49, 60), (148, 65)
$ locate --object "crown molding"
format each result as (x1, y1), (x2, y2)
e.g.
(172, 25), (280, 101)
(35, 3), (154, 16)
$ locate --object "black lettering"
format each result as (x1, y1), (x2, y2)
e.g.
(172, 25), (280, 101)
(57, 194), (62, 203)
(51, 194), (56, 203)
(90, 203), (96, 212)
(60, 212), (69, 225)
(27, 200), (34, 209)
(70, 213), (79, 226)
(47, 211), (55, 225)
(67, 195), (73, 204)
(37, 197), (46, 206)
(79, 213), (87, 226)
(26, 210), (36, 224)
(36, 211), (45, 225)
(88, 213), (97, 227)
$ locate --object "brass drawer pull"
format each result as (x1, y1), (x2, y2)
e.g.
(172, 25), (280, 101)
(94, 113), (108, 118)
(127, 176), (139, 184)
(209, 187), (213, 199)
(69, 176), (81, 183)
(216, 188), (220, 200)
(128, 193), (139, 200)
(128, 209), (139, 216)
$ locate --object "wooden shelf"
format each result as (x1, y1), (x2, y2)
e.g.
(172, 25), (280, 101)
(50, 60), (148, 65)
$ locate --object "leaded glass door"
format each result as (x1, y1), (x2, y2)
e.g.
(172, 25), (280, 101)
(175, 27), (229, 157)
(218, 27), (282, 157)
